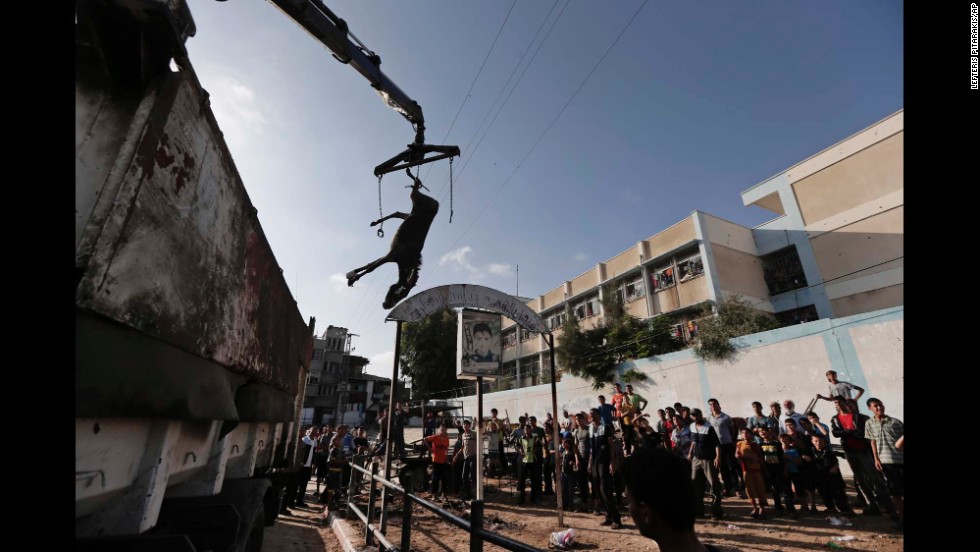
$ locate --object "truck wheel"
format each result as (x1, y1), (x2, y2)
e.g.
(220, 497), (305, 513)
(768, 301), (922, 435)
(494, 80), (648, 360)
(242, 514), (265, 552)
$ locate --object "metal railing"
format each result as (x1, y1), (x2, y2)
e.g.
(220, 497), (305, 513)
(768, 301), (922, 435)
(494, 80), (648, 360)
(345, 457), (544, 552)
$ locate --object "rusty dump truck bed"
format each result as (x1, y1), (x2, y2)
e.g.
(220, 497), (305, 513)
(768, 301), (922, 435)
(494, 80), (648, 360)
(75, 1), (310, 425)
(75, 1), (313, 548)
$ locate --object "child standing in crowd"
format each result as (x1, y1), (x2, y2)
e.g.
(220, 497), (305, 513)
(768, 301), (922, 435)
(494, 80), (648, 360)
(543, 421), (556, 495)
(424, 424), (452, 501)
(785, 419), (818, 514)
(560, 437), (582, 511)
(573, 412), (592, 507)
(486, 421), (501, 476)
(779, 434), (806, 517)
(517, 422), (542, 505)
(736, 428), (769, 518)
(322, 434), (346, 508)
(671, 414), (692, 459)
(811, 434), (853, 515)
(760, 428), (795, 517)
(806, 411), (831, 441)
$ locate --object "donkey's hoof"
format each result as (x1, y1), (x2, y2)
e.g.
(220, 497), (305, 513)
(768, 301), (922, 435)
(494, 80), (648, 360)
(345, 271), (357, 287)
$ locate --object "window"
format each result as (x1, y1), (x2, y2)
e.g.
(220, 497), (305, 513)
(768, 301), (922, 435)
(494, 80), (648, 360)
(523, 356), (541, 378)
(502, 330), (518, 348)
(312, 349), (323, 361)
(301, 408), (314, 425)
(775, 305), (818, 325)
(677, 255), (704, 282)
(573, 296), (600, 319)
(651, 265), (675, 292)
(306, 373), (320, 385)
(520, 328), (536, 342)
(546, 311), (567, 330)
(617, 275), (646, 303)
(762, 247), (808, 295)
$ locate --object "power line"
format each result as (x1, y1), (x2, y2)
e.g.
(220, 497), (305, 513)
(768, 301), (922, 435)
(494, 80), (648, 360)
(422, 0), (519, 182)
(431, 0), (569, 201)
(420, 0), (650, 288)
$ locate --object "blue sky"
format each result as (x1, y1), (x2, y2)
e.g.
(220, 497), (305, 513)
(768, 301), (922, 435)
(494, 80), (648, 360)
(184, 0), (903, 376)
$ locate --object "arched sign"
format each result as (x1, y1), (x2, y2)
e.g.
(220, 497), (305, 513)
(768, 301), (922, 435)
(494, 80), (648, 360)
(386, 284), (550, 334)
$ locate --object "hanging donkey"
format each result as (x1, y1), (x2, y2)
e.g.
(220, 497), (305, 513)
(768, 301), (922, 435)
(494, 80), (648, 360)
(346, 169), (439, 309)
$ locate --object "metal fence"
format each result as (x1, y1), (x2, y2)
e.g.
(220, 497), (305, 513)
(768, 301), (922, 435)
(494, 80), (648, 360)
(345, 457), (544, 552)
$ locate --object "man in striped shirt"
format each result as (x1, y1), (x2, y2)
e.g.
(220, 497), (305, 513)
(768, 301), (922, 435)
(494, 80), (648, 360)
(865, 398), (903, 529)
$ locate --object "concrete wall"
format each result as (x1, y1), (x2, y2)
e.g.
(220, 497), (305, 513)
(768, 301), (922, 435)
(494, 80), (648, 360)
(711, 245), (770, 308)
(831, 284), (903, 318)
(810, 206), (904, 317)
(792, 132), (904, 227)
(651, 286), (681, 314)
(570, 268), (600, 297)
(677, 277), (712, 308)
(625, 296), (650, 318)
(606, 246), (641, 280)
(645, 217), (697, 261)
(461, 306), (903, 433)
(542, 286), (566, 311)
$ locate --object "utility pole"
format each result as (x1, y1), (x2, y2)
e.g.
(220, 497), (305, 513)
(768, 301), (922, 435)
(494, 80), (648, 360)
(336, 331), (358, 426)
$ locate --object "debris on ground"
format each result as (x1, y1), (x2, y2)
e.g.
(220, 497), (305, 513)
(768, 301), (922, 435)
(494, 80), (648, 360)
(549, 528), (576, 549)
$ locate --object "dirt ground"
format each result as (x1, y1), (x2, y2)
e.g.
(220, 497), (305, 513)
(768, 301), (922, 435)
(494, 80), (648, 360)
(300, 473), (904, 552)
(264, 485), (345, 552)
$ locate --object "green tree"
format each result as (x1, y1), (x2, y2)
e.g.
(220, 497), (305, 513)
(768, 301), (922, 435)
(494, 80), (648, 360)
(489, 375), (514, 392)
(557, 288), (685, 389)
(399, 309), (460, 399)
(693, 295), (780, 361)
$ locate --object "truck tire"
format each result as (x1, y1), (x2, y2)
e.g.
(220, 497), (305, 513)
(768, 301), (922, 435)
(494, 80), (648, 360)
(242, 513), (265, 552)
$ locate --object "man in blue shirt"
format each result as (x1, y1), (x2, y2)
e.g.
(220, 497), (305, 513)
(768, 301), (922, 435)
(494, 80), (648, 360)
(597, 395), (616, 426)
(688, 408), (724, 519)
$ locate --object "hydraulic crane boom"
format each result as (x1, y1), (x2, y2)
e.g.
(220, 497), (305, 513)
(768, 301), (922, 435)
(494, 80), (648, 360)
(262, 0), (460, 176)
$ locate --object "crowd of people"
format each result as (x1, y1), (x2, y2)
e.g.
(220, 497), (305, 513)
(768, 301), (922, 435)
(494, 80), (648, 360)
(285, 369), (904, 540)
(281, 402), (410, 511)
(429, 370), (904, 532)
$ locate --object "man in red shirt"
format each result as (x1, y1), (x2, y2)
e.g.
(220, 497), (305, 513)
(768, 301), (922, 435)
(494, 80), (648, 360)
(829, 397), (891, 516)
(424, 424), (452, 500)
(610, 383), (627, 430)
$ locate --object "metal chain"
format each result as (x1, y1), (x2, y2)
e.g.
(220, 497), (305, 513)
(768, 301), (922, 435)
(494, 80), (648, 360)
(449, 156), (454, 224)
(376, 174), (384, 238)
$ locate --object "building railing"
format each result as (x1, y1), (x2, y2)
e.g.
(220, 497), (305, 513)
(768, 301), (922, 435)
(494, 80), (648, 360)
(345, 457), (543, 552)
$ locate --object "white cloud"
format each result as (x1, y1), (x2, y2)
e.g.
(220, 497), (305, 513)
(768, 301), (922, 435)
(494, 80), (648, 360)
(438, 245), (513, 280)
(208, 75), (267, 149)
(367, 351), (395, 377)
(329, 273), (353, 294)
(574, 253), (587, 261)
(488, 263), (512, 276)
(439, 246), (478, 273)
